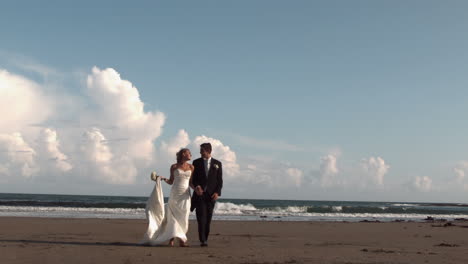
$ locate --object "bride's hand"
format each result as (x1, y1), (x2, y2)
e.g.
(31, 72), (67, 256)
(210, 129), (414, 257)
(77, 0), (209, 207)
(195, 186), (204, 196)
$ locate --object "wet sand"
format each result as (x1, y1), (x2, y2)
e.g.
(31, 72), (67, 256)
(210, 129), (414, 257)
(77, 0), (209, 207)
(1, 217), (468, 263)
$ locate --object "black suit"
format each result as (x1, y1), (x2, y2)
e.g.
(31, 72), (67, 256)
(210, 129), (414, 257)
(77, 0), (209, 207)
(190, 157), (223, 244)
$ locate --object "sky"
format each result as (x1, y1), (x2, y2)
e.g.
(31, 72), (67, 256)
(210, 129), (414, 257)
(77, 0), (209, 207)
(1, 0), (468, 202)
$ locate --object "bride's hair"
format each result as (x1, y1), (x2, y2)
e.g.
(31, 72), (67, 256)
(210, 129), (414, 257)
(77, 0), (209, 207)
(176, 148), (190, 163)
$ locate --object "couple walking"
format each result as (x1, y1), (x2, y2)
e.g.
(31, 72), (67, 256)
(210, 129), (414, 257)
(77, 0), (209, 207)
(141, 143), (223, 247)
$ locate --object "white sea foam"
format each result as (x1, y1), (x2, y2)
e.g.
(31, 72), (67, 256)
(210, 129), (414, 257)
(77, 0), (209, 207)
(0, 205), (146, 219)
(332, 206), (342, 212)
(214, 202), (257, 215)
(2, 204), (468, 222)
(392, 203), (418, 207)
(285, 206), (308, 213)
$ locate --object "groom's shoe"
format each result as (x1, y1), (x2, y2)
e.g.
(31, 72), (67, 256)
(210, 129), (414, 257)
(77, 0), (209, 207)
(200, 242), (208, 247)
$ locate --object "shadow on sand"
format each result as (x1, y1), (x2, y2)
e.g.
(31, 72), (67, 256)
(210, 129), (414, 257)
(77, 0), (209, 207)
(0, 239), (145, 247)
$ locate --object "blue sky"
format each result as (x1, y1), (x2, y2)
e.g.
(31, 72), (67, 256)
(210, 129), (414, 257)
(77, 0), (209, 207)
(1, 1), (468, 202)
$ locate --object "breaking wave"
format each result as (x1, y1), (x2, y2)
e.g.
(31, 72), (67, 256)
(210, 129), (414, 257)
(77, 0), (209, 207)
(2, 193), (468, 221)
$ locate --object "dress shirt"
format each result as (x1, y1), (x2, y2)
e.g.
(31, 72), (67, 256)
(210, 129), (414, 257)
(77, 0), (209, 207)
(203, 157), (212, 177)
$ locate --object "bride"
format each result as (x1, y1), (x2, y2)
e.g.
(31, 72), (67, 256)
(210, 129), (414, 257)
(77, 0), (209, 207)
(141, 148), (194, 247)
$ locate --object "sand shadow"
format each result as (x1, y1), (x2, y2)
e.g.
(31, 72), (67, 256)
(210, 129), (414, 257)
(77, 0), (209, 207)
(0, 239), (141, 247)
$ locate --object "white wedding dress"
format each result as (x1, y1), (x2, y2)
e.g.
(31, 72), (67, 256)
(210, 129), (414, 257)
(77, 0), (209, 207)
(141, 169), (191, 245)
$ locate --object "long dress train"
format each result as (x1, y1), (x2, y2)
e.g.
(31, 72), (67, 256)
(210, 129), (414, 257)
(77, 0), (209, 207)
(141, 169), (191, 245)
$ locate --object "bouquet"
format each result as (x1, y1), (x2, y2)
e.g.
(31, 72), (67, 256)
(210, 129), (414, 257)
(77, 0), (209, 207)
(150, 171), (159, 181)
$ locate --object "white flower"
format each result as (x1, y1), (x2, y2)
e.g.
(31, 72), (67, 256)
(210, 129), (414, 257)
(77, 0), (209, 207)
(214, 164), (219, 169)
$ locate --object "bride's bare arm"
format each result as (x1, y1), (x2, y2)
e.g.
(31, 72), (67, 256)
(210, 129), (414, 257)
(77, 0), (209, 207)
(164, 164), (176, 185)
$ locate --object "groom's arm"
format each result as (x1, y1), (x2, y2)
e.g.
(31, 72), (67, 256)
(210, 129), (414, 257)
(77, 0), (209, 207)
(192, 160), (204, 195)
(191, 160), (200, 187)
(215, 161), (223, 196)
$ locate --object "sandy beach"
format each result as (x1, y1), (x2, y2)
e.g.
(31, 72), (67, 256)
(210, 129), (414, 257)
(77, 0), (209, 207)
(1, 217), (467, 264)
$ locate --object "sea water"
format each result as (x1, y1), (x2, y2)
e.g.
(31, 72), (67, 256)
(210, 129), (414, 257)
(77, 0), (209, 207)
(1, 193), (468, 222)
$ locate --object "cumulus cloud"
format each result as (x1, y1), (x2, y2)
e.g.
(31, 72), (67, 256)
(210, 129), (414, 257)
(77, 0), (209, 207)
(285, 168), (303, 187)
(0, 70), (53, 181)
(0, 63), (319, 197)
(0, 133), (38, 179)
(37, 128), (72, 172)
(238, 158), (273, 185)
(86, 67), (165, 161)
(232, 155), (305, 188)
(360, 157), (389, 186)
(1, 64), (243, 187)
(413, 176), (432, 192)
(159, 129), (191, 163)
(51, 66), (167, 184)
(453, 161), (468, 183)
(82, 128), (113, 165)
(2, 63), (312, 196)
(191, 135), (240, 177)
(0, 69), (52, 134)
(81, 128), (137, 184)
(158, 134), (306, 189)
(0, 66), (169, 186)
(319, 154), (339, 187)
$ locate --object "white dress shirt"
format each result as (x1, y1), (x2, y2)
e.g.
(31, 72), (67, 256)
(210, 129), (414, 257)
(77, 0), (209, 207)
(204, 157), (212, 177)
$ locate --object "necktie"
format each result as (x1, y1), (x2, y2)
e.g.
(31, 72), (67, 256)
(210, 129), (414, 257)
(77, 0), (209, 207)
(204, 159), (209, 177)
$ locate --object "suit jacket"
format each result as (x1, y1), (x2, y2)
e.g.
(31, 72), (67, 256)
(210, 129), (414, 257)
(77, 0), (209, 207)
(190, 157), (223, 211)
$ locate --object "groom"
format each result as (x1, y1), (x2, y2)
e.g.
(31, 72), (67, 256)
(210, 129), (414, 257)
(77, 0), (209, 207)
(191, 143), (223, 247)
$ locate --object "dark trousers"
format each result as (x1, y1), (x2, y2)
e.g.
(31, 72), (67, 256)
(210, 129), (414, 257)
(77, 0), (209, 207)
(195, 193), (216, 243)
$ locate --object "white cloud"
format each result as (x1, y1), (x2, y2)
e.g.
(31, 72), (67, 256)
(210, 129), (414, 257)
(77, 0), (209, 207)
(188, 136), (303, 189)
(86, 67), (165, 161)
(0, 66), (168, 186)
(0, 69), (53, 181)
(413, 176), (432, 192)
(191, 135), (240, 177)
(82, 128), (113, 164)
(286, 167), (303, 187)
(1, 63), (315, 197)
(0, 69), (52, 134)
(454, 168), (465, 182)
(319, 154), (339, 187)
(233, 155), (305, 189)
(37, 128), (72, 172)
(360, 157), (389, 186)
(159, 129), (190, 163)
(49, 66), (166, 184)
(3, 63), (398, 199)
(81, 128), (137, 184)
(236, 157), (274, 184)
(453, 161), (468, 183)
(0, 133), (38, 179)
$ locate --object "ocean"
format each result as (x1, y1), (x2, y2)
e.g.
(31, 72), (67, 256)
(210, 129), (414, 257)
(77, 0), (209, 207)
(1, 193), (468, 222)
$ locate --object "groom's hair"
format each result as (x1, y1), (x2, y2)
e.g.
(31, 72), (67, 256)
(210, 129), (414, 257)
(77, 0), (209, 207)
(200, 143), (212, 153)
